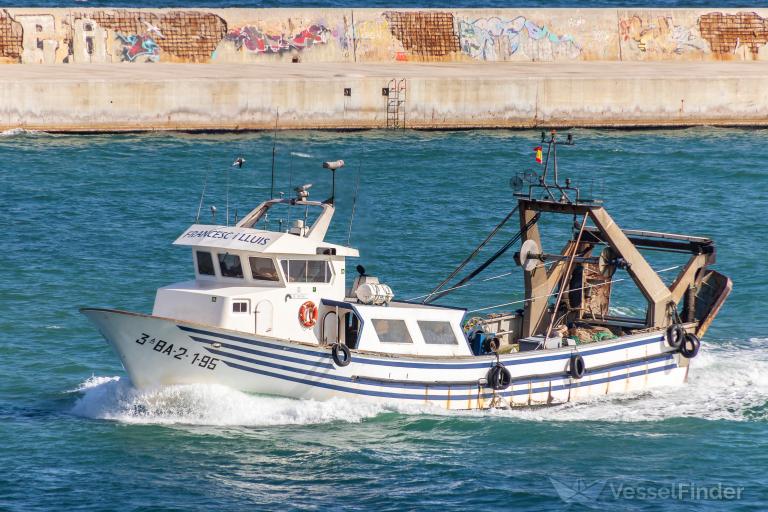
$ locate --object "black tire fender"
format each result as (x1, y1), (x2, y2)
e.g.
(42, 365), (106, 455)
(569, 353), (586, 379)
(680, 333), (701, 359)
(667, 324), (685, 350)
(486, 363), (512, 390)
(331, 343), (351, 367)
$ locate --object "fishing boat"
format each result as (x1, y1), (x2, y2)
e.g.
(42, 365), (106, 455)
(82, 132), (731, 410)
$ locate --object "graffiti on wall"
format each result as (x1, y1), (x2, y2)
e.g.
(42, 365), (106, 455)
(458, 17), (580, 61)
(699, 12), (768, 58)
(116, 33), (159, 62)
(0, 9), (227, 63)
(2, 8), (767, 64)
(16, 14), (59, 64)
(350, 18), (391, 58)
(75, 10), (226, 62)
(619, 16), (707, 55)
(382, 11), (460, 58)
(225, 24), (331, 54)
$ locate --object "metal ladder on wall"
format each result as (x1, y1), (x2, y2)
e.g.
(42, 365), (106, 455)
(386, 78), (407, 129)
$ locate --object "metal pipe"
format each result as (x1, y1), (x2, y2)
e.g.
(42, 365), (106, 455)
(544, 213), (589, 340)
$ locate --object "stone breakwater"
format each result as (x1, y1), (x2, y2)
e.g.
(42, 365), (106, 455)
(2, 8), (768, 131)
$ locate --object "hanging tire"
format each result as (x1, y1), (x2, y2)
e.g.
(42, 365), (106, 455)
(486, 364), (512, 390)
(680, 333), (701, 359)
(667, 324), (684, 350)
(331, 343), (351, 367)
(569, 354), (586, 379)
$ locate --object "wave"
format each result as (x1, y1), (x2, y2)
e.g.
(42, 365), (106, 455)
(289, 151), (313, 158)
(70, 376), (392, 426)
(69, 341), (768, 426)
(0, 128), (49, 137)
(506, 340), (768, 423)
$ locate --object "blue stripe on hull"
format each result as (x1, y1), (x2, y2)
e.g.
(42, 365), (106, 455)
(178, 324), (666, 370)
(189, 336), (334, 370)
(223, 358), (680, 402)
(205, 341), (674, 392)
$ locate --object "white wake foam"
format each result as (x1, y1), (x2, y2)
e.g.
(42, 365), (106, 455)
(507, 340), (768, 422)
(70, 376), (390, 426)
(69, 341), (768, 425)
(0, 128), (48, 137)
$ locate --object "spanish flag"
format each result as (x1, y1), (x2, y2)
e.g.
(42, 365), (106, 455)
(534, 146), (543, 164)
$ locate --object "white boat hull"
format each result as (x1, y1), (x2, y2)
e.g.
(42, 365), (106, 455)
(82, 308), (690, 410)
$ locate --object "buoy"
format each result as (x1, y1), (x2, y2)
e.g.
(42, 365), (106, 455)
(298, 301), (318, 328)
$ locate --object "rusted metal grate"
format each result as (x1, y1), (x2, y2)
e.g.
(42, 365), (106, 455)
(383, 11), (459, 57)
(0, 11), (23, 62)
(699, 12), (768, 57)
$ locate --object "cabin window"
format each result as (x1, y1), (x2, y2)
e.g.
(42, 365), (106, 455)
(371, 319), (413, 344)
(249, 257), (279, 281)
(232, 301), (249, 313)
(196, 251), (215, 276)
(280, 259), (332, 283)
(418, 321), (458, 345)
(218, 253), (243, 278)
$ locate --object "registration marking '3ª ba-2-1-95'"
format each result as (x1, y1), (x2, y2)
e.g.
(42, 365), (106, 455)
(135, 332), (218, 370)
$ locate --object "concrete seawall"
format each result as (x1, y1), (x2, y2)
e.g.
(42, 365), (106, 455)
(3, 8), (768, 130)
(3, 61), (768, 131)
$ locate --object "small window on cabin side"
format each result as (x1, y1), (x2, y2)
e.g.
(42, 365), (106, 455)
(196, 251), (215, 276)
(280, 260), (332, 283)
(372, 319), (413, 344)
(249, 257), (279, 281)
(232, 301), (248, 313)
(418, 321), (458, 345)
(218, 253), (244, 278)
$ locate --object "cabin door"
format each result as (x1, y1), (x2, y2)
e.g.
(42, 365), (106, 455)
(343, 312), (360, 349)
(322, 310), (339, 345)
(254, 300), (274, 336)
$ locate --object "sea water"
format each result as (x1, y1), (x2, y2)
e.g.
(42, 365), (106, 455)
(1, 128), (767, 510)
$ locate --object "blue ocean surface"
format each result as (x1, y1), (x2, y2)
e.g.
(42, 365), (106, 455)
(1, 127), (767, 511)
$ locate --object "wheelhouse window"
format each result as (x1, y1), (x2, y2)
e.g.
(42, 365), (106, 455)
(249, 257), (279, 282)
(196, 251), (215, 276)
(218, 253), (243, 278)
(232, 300), (249, 313)
(372, 319), (413, 344)
(280, 259), (332, 283)
(417, 321), (458, 345)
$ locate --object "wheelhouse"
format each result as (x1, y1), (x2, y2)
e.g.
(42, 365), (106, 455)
(151, 187), (470, 356)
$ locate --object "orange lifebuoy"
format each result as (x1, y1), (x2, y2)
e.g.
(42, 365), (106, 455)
(299, 301), (318, 328)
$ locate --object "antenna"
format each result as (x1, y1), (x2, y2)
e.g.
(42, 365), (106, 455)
(270, 109), (279, 199)
(286, 151), (294, 230)
(195, 168), (211, 223)
(228, 157), (245, 227)
(515, 130), (583, 204)
(346, 163), (361, 246)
